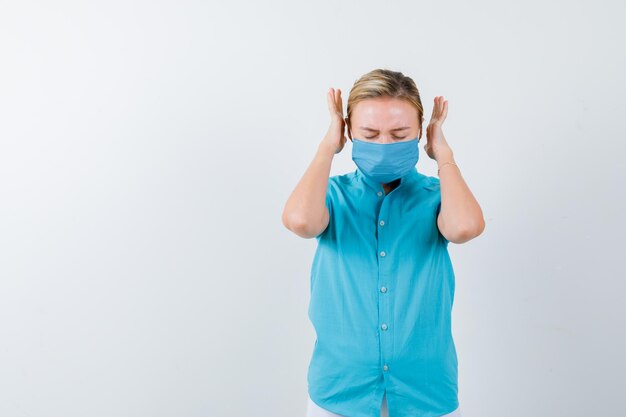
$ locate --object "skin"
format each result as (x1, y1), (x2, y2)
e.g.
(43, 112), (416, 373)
(282, 87), (485, 244)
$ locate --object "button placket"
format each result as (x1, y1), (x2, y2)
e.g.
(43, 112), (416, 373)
(377, 199), (392, 378)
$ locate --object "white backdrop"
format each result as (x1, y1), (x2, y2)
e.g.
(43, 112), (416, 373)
(1, 1), (625, 416)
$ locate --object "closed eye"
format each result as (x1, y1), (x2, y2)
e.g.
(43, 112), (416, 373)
(365, 136), (407, 140)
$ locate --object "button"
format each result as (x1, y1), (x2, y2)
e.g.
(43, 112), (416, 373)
(380, 286), (387, 293)
(377, 191), (383, 196)
(379, 220), (385, 226)
(381, 323), (388, 331)
(383, 364), (389, 372)
(380, 251), (386, 257)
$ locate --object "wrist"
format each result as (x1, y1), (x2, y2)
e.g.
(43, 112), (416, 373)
(437, 160), (459, 176)
(436, 153), (455, 166)
(317, 142), (337, 160)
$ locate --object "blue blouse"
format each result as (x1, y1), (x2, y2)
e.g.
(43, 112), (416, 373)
(307, 166), (459, 417)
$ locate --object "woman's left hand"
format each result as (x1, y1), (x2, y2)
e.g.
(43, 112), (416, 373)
(425, 96), (453, 162)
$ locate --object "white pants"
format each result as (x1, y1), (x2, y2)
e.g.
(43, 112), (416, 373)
(307, 392), (462, 417)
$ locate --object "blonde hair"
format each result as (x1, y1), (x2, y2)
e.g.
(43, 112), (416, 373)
(345, 68), (424, 141)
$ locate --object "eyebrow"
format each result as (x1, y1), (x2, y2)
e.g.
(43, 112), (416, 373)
(360, 126), (411, 132)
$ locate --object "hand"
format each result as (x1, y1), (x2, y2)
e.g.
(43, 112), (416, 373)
(319, 87), (348, 155)
(425, 96), (453, 162)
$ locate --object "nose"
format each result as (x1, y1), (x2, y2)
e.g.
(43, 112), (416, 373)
(377, 136), (394, 144)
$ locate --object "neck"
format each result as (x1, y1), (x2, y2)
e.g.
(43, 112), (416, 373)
(382, 178), (401, 194)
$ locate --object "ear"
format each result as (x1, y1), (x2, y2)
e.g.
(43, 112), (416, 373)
(418, 118), (424, 142)
(345, 117), (353, 141)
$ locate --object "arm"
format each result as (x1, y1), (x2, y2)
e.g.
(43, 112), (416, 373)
(281, 146), (334, 239)
(436, 153), (485, 244)
(426, 96), (485, 244)
(282, 87), (348, 239)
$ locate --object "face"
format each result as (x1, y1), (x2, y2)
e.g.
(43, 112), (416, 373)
(346, 97), (422, 144)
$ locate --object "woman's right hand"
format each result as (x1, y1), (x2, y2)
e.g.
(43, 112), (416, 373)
(319, 87), (348, 155)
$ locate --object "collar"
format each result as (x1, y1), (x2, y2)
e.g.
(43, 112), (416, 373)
(354, 166), (421, 193)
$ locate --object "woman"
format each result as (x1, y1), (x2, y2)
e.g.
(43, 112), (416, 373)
(282, 69), (485, 417)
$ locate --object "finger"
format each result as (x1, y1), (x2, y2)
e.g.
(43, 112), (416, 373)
(330, 96), (341, 120)
(337, 88), (343, 114)
(327, 89), (333, 114)
(327, 88), (337, 116)
(336, 89), (343, 115)
(430, 98), (438, 119)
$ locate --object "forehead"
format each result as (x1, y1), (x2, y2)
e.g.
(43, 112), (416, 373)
(352, 97), (417, 124)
